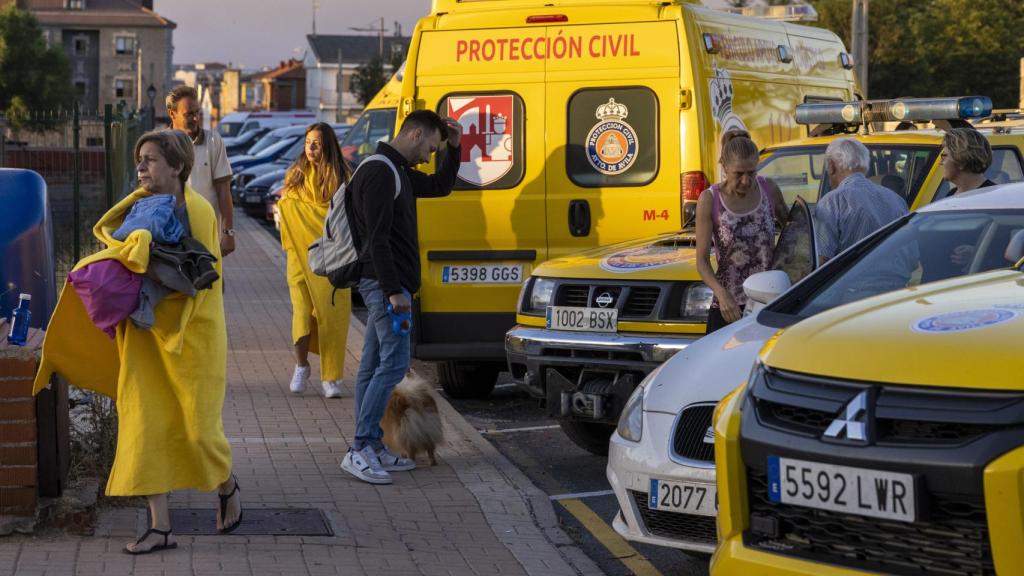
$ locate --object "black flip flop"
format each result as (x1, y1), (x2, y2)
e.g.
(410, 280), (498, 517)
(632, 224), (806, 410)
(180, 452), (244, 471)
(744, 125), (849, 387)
(218, 475), (243, 534)
(124, 527), (177, 555)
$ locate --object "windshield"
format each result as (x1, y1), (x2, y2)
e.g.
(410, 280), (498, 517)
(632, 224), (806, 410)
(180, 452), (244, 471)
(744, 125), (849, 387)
(247, 133), (284, 156)
(251, 137), (295, 160)
(281, 139), (305, 163)
(782, 209), (1024, 317)
(758, 144), (939, 207)
(341, 108), (397, 168)
(217, 122), (244, 138)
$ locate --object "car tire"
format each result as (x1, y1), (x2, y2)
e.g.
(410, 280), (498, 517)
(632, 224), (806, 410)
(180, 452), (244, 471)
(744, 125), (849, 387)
(437, 361), (500, 399)
(559, 420), (615, 456)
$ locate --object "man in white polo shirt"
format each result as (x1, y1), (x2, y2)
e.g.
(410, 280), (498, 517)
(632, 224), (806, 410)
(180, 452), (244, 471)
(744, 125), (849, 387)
(166, 85), (235, 256)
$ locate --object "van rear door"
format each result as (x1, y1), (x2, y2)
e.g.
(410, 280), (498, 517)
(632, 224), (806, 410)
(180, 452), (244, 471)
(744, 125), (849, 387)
(413, 26), (548, 359)
(544, 20), (682, 259)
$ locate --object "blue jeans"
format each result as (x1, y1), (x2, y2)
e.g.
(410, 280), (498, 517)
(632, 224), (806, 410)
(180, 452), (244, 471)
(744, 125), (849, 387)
(353, 278), (411, 451)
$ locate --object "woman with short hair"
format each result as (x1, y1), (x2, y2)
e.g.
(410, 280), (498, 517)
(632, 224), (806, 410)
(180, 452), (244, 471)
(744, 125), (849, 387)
(279, 123), (353, 398)
(34, 129), (241, 554)
(695, 130), (787, 333)
(942, 127), (995, 195)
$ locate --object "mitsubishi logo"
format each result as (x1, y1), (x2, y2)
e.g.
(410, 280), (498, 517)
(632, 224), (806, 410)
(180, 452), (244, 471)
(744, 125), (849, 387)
(823, 390), (873, 444)
(595, 292), (614, 308)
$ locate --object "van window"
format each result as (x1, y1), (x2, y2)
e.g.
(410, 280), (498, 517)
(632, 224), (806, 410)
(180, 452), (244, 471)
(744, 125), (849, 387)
(239, 120), (259, 134)
(566, 87), (659, 187)
(759, 144), (938, 206)
(217, 122), (244, 138)
(341, 108), (397, 168)
(440, 93), (525, 190)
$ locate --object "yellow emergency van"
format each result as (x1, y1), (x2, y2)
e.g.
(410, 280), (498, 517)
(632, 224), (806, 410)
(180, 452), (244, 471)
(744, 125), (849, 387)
(349, 0), (858, 397)
(712, 181), (1024, 576)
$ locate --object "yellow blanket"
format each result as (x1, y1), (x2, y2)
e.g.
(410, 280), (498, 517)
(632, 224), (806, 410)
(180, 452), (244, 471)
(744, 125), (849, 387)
(33, 187), (231, 496)
(278, 165), (350, 382)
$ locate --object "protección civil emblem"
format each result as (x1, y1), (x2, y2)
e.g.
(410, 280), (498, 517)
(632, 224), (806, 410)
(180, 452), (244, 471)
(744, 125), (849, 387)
(586, 98), (638, 175)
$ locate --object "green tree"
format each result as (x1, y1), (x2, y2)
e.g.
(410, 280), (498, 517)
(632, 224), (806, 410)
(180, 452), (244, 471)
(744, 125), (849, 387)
(0, 5), (75, 127)
(809, 0), (1024, 107)
(351, 55), (387, 106)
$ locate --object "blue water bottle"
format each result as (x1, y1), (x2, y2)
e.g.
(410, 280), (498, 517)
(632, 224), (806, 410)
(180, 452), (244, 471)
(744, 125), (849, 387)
(386, 303), (412, 336)
(6, 293), (32, 346)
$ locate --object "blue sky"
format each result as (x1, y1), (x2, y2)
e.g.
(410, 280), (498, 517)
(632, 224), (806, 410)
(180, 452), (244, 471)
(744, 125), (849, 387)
(159, 0), (728, 70)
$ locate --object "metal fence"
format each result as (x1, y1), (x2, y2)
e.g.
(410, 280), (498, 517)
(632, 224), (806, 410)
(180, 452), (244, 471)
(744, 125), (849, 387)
(1, 103), (144, 284)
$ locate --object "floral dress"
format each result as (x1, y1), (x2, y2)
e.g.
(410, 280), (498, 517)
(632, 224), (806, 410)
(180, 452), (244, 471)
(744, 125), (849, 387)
(709, 176), (776, 310)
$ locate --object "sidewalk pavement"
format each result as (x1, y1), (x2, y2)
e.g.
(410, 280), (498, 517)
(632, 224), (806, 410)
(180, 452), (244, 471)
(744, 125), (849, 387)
(0, 211), (603, 576)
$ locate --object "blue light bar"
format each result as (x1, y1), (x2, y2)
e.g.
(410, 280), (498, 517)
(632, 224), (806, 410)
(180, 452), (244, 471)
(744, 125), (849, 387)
(795, 96), (993, 126)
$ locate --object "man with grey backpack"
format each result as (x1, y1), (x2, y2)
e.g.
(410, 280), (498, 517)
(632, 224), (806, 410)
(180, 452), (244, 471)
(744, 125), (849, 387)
(340, 110), (463, 484)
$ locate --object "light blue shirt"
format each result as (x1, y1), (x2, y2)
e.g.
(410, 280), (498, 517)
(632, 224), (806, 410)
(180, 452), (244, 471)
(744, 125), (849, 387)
(815, 172), (909, 260)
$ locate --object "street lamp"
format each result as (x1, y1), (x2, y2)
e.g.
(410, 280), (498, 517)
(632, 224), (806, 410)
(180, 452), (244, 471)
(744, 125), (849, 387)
(146, 83), (157, 130)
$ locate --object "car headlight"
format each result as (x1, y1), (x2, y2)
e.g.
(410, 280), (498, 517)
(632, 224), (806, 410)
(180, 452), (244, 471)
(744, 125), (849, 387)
(529, 278), (555, 312)
(617, 382), (645, 442)
(681, 282), (714, 321)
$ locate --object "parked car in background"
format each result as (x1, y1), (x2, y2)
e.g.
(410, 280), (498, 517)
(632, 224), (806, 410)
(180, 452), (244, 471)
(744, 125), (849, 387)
(230, 133), (302, 173)
(224, 127), (270, 157)
(608, 181), (1024, 556)
(235, 125), (350, 211)
(240, 168), (287, 217)
(712, 182), (1024, 576)
(216, 111), (251, 139)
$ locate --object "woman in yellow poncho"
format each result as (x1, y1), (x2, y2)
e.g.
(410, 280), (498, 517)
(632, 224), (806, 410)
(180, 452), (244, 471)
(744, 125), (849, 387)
(32, 130), (241, 554)
(278, 123), (352, 398)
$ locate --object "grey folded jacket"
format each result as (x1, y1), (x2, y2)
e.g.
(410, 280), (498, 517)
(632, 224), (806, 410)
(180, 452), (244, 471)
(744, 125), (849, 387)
(148, 237), (220, 296)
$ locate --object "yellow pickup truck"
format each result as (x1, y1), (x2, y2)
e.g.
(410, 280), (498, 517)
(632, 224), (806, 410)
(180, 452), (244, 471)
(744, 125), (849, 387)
(507, 96), (1024, 454)
(712, 180), (1024, 576)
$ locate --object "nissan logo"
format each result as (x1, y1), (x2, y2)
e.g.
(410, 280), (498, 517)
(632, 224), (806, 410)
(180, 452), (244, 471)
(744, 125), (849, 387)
(595, 292), (614, 308)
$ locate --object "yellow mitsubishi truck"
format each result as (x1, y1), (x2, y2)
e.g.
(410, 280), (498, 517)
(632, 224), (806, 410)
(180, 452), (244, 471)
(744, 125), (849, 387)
(389, 0), (858, 398)
(507, 96), (1024, 454)
(712, 181), (1024, 576)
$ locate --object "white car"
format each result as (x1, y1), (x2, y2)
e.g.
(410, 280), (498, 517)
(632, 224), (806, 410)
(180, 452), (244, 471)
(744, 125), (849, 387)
(606, 183), (1024, 553)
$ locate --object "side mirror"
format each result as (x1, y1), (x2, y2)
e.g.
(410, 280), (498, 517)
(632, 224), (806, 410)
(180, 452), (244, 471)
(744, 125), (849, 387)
(743, 270), (792, 306)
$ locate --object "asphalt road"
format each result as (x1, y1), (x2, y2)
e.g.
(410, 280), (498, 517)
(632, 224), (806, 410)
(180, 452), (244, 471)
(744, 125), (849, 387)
(430, 367), (711, 576)
(256, 215), (709, 576)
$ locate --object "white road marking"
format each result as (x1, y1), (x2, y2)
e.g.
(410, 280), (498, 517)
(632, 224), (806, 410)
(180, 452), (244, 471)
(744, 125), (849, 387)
(478, 424), (561, 435)
(549, 489), (616, 501)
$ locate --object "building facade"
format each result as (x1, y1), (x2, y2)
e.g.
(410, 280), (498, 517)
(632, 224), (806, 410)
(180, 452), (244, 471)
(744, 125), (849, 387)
(304, 34), (409, 124)
(6, 0), (175, 119)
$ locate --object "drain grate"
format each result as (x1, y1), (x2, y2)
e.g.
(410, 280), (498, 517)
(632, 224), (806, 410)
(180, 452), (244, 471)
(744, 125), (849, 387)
(168, 508), (334, 536)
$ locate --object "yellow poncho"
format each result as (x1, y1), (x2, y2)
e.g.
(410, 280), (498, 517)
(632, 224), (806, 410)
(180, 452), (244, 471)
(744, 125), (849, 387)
(33, 187), (231, 496)
(278, 164), (350, 381)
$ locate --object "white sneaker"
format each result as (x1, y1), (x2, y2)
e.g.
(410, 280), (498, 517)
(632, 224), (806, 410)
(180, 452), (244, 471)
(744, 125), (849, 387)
(322, 380), (344, 399)
(340, 446), (392, 484)
(289, 365), (310, 394)
(377, 447), (416, 472)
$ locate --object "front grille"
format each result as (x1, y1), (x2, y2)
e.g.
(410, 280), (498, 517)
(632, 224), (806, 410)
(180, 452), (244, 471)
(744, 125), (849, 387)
(745, 470), (994, 576)
(629, 490), (717, 545)
(672, 404), (716, 463)
(622, 287), (660, 317)
(760, 402), (834, 436)
(751, 369), (1017, 446)
(556, 285), (589, 307)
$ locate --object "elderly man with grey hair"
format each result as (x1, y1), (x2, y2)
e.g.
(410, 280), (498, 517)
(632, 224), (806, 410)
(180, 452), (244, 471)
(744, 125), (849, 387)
(815, 137), (909, 263)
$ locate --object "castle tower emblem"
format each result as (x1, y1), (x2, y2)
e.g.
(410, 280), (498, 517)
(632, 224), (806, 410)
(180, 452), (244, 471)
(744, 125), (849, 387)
(586, 98), (639, 175)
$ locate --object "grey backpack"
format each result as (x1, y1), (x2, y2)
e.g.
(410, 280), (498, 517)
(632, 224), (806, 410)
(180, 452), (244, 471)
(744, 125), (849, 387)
(307, 154), (401, 289)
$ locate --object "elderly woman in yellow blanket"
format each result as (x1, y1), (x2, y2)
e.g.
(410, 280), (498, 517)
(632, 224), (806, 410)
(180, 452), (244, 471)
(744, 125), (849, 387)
(33, 130), (241, 554)
(278, 122), (352, 398)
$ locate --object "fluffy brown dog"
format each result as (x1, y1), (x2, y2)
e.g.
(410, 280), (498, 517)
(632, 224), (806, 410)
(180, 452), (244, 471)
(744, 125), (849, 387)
(381, 372), (443, 465)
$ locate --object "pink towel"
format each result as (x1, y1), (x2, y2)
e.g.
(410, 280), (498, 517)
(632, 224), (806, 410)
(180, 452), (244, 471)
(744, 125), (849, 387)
(68, 260), (142, 339)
